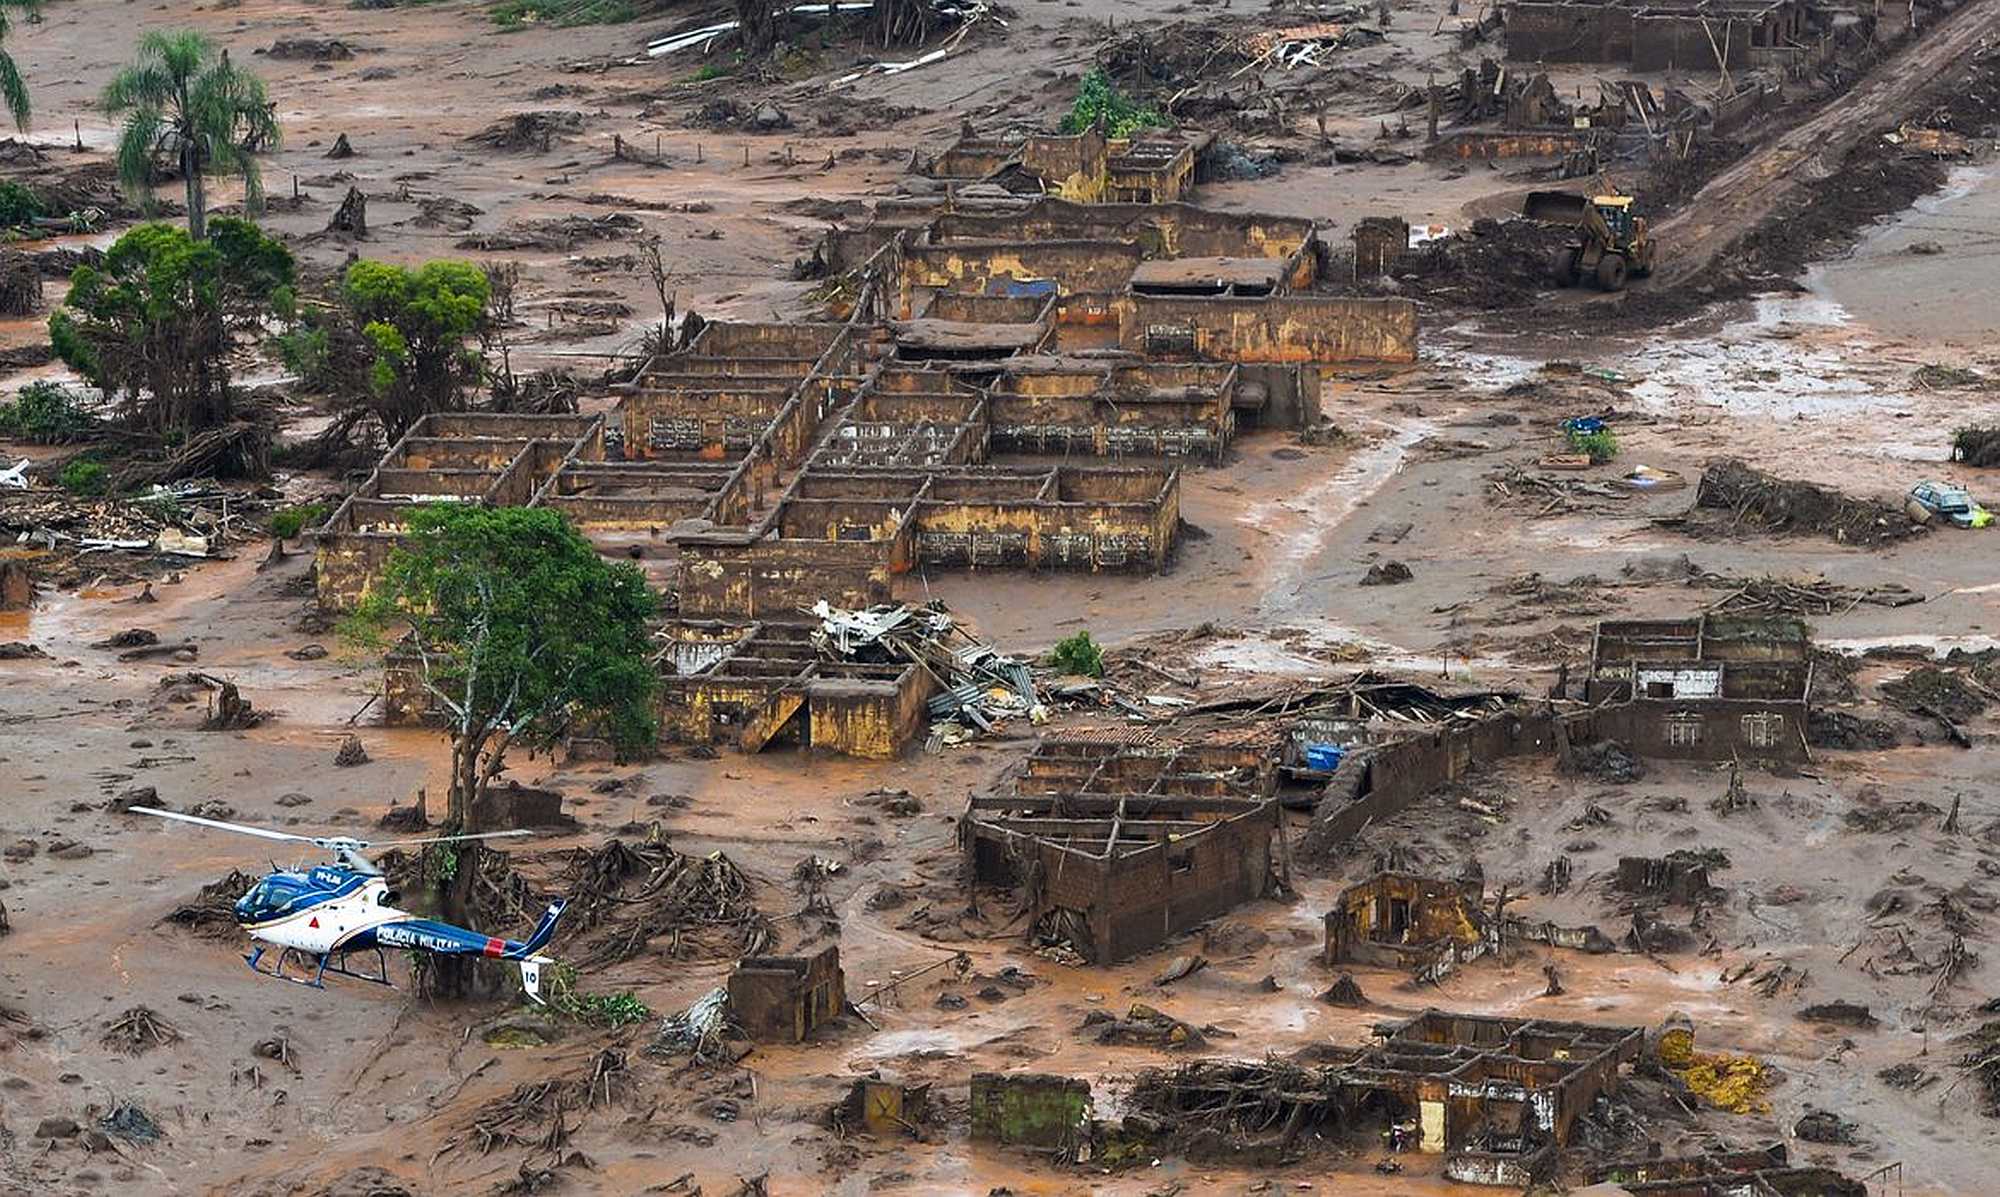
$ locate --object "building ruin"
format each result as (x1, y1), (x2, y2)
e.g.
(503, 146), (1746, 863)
(1121, 1010), (1645, 1185)
(1585, 615), (1812, 762)
(961, 728), (1284, 962)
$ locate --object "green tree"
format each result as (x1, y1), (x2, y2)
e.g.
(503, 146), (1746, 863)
(356, 504), (657, 830)
(49, 218), (294, 441)
(341, 259), (491, 441)
(102, 31), (280, 240)
(0, 0), (37, 131)
(354, 505), (655, 1000)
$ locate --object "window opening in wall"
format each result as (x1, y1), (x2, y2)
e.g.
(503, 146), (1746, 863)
(1665, 712), (1703, 747)
(1740, 712), (1783, 748)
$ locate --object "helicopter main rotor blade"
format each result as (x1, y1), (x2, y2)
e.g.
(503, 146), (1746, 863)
(369, 830), (537, 848)
(127, 806), (320, 844)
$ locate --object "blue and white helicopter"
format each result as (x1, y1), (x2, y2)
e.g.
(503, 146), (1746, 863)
(133, 806), (569, 1003)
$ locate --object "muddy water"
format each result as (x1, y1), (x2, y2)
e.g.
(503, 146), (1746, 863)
(1813, 161), (2000, 344)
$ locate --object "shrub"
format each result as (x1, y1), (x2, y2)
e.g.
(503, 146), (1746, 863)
(490, 0), (634, 27)
(0, 182), (42, 229)
(0, 382), (93, 444)
(270, 325), (333, 391)
(269, 502), (329, 539)
(1567, 427), (1619, 463)
(1050, 630), (1105, 677)
(59, 458), (108, 496)
(1060, 68), (1166, 139)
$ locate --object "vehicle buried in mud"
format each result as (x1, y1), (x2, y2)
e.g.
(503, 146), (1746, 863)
(1907, 480), (1991, 528)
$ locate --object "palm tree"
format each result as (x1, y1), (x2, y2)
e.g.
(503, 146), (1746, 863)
(0, 0), (39, 130)
(102, 31), (279, 240)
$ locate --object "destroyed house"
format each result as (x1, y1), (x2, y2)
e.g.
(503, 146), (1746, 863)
(317, 320), (1191, 617)
(1323, 870), (1617, 983)
(1505, 0), (1812, 71)
(924, 127), (1199, 205)
(1324, 871), (1485, 972)
(651, 600), (1035, 759)
(1585, 616), (1811, 761)
(1120, 1011), (1643, 1185)
(1344, 1012), (1644, 1185)
(963, 738), (1281, 961)
(652, 620), (933, 758)
(312, 412), (603, 609)
(1593, 1142), (1867, 1195)
(727, 946), (846, 1043)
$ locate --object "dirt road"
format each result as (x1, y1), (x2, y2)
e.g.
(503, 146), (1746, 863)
(1653, 0), (2000, 283)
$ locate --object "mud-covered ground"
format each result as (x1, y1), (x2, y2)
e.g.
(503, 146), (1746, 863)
(4, 0), (2000, 1194)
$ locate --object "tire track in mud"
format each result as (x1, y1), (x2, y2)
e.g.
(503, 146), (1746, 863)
(1653, 0), (2000, 283)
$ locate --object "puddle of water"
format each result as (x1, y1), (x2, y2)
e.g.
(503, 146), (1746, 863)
(1818, 633), (2000, 655)
(847, 1026), (980, 1060)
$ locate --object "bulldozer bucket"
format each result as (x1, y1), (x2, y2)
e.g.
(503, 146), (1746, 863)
(1523, 190), (1590, 223)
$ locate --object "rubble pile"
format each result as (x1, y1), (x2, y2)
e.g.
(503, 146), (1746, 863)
(161, 869), (259, 939)
(0, 479), (276, 587)
(554, 830), (771, 967)
(442, 1047), (628, 1156)
(1385, 218), (1575, 310)
(1952, 424), (2000, 466)
(1696, 572), (1923, 615)
(1694, 459), (1924, 545)
(808, 600), (1042, 746)
(1123, 1059), (1336, 1153)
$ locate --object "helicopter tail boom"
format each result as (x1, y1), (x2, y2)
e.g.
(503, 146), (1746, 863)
(511, 900), (568, 959)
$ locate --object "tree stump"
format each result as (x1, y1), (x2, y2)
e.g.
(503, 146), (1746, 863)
(326, 186), (367, 238)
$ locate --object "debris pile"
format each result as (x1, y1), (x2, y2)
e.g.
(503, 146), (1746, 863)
(1958, 1019), (2000, 1116)
(464, 111), (585, 154)
(1385, 218), (1575, 310)
(807, 600), (1042, 746)
(556, 831), (771, 967)
(1082, 1001), (1211, 1050)
(1123, 1059), (1335, 1151)
(1880, 664), (1988, 722)
(0, 480), (274, 586)
(1953, 424), (2000, 467)
(444, 1047), (627, 1156)
(100, 1006), (182, 1056)
(1696, 572), (1923, 615)
(647, 986), (740, 1065)
(1693, 459), (1922, 545)
(456, 213), (641, 252)
(162, 869), (258, 938)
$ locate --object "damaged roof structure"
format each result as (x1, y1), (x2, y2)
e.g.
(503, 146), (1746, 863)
(922, 125), (1204, 205)
(1122, 1010), (1645, 1186)
(318, 199), (1419, 621)
(1585, 615), (1813, 762)
(1323, 869), (1618, 984)
(962, 727), (1285, 963)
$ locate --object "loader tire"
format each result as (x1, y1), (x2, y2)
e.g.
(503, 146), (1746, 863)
(1595, 252), (1629, 292)
(1551, 248), (1579, 287)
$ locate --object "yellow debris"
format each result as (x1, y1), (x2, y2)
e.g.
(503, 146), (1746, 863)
(1677, 1052), (1772, 1115)
(1657, 1027), (1695, 1069)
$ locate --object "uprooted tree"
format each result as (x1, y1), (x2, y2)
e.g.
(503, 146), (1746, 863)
(49, 218), (294, 477)
(282, 258), (493, 453)
(350, 506), (655, 994)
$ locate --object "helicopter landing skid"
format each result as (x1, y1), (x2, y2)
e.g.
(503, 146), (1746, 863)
(246, 945), (394, 992)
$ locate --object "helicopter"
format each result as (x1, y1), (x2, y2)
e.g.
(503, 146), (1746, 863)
(131, 806), (569, 1004)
